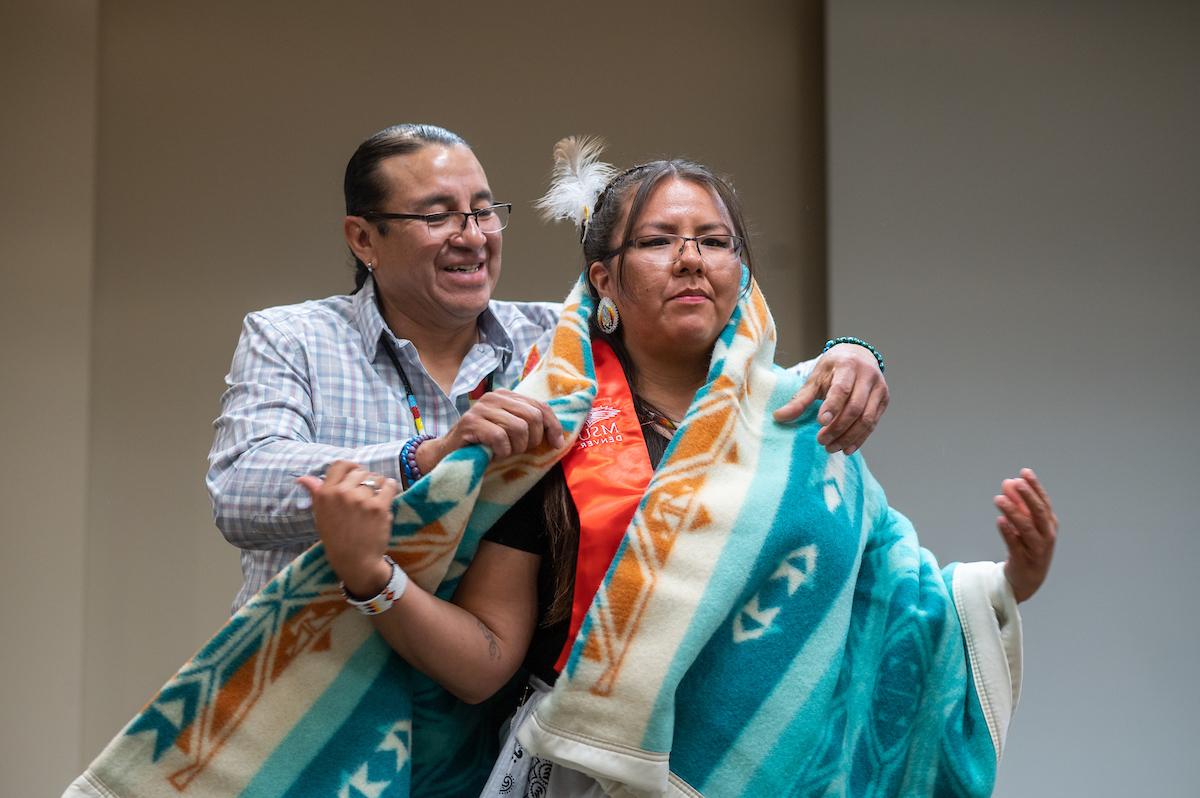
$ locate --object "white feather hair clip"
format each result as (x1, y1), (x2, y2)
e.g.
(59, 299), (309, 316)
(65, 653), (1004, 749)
(534, 136), (617, 240)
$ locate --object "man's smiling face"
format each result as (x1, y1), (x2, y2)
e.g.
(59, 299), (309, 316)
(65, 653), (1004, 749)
(368, 144), (502, 331)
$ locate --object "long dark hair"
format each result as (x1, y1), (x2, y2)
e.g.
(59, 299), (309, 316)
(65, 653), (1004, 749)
(343, 123), (469, 292)
(541, 159), (755, 625)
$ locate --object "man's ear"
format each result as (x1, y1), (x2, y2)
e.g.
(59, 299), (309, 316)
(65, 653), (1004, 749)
(344, 216), (376, 265)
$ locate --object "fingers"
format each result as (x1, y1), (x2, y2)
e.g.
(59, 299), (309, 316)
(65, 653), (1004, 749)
(302, 462), (398, 505)
(994, 491), (1033, 536)
(1011, 480), (1051, 536)
(1000, 479), (1031, 516)
(379, 475), (400, 503)
(817, 371), (868, 450)
(993, 469), (1055, 604)
(349, 470), (398, 503)
(996, 516), (1027, 557)
(454, 390), (562, 460)
(1020, 467), (1058, 526)
(773, 378), (820, 424)
(487, 396), (540, 456)
(306, 465), (396, 588)
(776, 347), (890, 448)
(538, 400), (566, 449)
(299, 461), (368, 501)
(816, 370), (853, 434)
(322, 459), (359, 485)
(466, 402), (530, 458)
(825, 382), (888, 455)
(1022, 468), (1050, 506)
(336, 465), (371, 493)
(996, 480), (1057, 572)
(296, 475), (322, 496)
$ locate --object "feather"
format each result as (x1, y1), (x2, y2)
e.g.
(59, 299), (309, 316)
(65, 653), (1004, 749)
(534, 136), (617, 229)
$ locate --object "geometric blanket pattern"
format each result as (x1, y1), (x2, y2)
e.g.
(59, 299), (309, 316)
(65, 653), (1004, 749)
(517, 277), (1023, 797)
(64, 274), (1020, 797)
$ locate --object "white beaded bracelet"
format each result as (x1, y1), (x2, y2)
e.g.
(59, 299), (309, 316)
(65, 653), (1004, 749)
(341, 555), (409, 616)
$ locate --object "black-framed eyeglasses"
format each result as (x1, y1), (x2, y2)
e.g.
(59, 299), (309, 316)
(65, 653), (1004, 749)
(361, 203), (511, 237)
(604, 233), (745, 267)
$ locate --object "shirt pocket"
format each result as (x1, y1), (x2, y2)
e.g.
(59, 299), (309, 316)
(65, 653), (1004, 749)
(316, 415), (408, 448)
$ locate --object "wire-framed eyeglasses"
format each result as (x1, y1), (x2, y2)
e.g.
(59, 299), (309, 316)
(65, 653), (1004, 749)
(606, 233), (745, 267)
(361, 203), (512, 238)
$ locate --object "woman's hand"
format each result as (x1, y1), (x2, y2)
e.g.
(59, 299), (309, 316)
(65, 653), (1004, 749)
(297, 462), (399, 598)
(300, 464), (537, 705)
(415, 389), (565, 474)
(995, 468), (1058, 603)
(773, 343), (889, 455)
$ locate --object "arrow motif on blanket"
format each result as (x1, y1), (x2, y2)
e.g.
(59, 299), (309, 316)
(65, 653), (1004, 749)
(337, 720), (411, 798)
(773, 544), (818, 595)
(122, 554), (346, 789)
(823, 452), (847, 513)
(733, 545), (819, 643)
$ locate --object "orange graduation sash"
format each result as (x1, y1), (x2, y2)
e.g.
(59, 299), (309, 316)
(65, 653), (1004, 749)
(554, 339), (654, 673)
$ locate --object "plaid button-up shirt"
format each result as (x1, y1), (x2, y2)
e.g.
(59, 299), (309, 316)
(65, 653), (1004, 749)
(207, 277), (559, 610)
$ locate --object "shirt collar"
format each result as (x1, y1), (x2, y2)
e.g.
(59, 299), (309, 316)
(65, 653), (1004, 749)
(352, 275), (514, 367)
(351, 275), (389, 360)
(477, 302), (515, 366)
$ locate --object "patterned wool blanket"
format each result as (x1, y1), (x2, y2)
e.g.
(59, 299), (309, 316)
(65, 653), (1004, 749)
(516, 282), (1024, 797)
(65, 276), (1021, 798)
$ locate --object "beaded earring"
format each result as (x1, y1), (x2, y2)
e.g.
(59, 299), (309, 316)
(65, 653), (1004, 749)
(596, 296), (620, 334)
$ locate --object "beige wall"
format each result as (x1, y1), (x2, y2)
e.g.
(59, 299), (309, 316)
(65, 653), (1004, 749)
(2, 0), (820, 782)
(0, 2), (97, 793)
(828, 1), (1200, 793)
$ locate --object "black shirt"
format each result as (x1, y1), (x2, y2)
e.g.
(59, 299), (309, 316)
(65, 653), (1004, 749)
(481, 431), (666, 685)
(481, 466), (573, 685)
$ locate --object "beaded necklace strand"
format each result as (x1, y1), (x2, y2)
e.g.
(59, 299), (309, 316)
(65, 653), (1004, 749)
(381, 336), (493, 435)
(380, 338), (427, 433)
(641, 408), (678, 438)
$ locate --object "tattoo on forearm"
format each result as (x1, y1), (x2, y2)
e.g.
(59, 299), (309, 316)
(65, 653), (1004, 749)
(477, 620), (500, 661)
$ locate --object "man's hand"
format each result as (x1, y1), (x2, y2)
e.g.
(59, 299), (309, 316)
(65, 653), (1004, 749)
(773, 343), (889, 455)
(997, 468), (1058, 603)
(415, 389), (565, 474)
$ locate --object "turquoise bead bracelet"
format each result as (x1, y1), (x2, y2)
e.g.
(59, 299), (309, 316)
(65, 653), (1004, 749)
(823, 337), (885, 373)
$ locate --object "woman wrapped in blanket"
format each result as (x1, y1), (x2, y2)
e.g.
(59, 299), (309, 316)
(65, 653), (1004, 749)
(300, 141), (1056, 797)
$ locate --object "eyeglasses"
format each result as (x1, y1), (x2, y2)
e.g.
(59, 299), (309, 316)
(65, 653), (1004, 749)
(607, 234), (745, 267)
(361, 203), (511, 237)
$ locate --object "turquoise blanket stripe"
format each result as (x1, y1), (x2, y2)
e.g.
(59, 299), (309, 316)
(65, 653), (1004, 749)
(242, 635), (395, 797)
(666, 437), (997, 797)
(659, 427), (997, 796)
(277, 648), (413, 797)
(642, 370), (808, 749)
(663, 381), (859, 776)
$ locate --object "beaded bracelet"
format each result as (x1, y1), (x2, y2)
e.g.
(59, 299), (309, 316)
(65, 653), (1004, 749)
(341, 555), (409, 616)
(400, 434), (436, 487)
(823, 336), (885, 373)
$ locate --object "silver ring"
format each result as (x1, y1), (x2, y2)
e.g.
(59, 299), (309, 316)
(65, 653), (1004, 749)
(359, 478), (379, 491)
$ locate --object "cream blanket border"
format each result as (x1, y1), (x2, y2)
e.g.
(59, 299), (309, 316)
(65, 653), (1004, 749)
(952, 560), (1024, 760)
